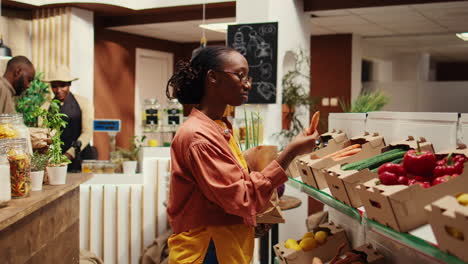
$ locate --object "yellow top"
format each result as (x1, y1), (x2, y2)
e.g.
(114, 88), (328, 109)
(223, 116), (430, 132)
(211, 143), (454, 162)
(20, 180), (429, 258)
(168, 120), (254, 264)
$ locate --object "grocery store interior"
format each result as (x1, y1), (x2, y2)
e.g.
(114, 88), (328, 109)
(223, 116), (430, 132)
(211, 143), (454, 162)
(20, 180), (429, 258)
(1, 0), (468, 263)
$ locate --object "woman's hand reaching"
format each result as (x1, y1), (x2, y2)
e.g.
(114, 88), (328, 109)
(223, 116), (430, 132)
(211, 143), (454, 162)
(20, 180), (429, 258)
(276, 130), (320, 170)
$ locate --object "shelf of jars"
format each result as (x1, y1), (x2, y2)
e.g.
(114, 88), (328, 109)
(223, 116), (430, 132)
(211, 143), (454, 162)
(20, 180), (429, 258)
(286, 177), (467, 264)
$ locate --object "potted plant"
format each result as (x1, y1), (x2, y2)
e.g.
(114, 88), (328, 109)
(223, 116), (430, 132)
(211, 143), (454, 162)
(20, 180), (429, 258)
(277, 49), (319, 149)
(34, 99), (71, 185)
(117, 135), (146, 174)
(30, 151), (48, 191)
(339, 90), (390, 113)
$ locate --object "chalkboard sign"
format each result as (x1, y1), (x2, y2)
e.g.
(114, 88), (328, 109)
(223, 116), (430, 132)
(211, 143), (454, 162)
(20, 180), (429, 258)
(227, 22), (278, 104)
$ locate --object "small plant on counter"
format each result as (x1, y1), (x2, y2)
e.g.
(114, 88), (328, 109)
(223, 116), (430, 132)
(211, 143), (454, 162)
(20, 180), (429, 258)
(34, 99), (71, 166)
(117, 135), (147, 161)
(31, 151), (48, 172)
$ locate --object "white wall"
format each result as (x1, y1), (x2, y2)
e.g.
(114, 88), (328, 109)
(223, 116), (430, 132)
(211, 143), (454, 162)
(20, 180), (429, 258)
(363, 81), (468, 113)
(70, 7), (94, 103)
(0, 14), (32, 72)
(235, 0), (312, 145)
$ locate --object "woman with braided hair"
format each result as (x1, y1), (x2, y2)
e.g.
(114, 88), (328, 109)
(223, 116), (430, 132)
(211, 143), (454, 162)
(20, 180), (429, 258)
(166, 46), (319, 263)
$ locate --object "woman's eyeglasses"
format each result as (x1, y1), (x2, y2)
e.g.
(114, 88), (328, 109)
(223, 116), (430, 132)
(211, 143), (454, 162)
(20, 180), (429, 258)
(215, 71), (253, 85)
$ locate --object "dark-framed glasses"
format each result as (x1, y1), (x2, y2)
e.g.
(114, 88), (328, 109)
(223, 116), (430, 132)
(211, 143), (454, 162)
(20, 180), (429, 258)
(215, 70), (253, 85)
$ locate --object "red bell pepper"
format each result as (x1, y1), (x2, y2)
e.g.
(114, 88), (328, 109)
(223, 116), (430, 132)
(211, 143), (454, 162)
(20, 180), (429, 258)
(397, 176), (409, 185)
(434, 153), (464, 177)
(378, 163), (407, 185)
(432, 175), (452, 186)
(379, 171), (398, 185)
(378, 163), (406, 176)
(403, 142), (436, 177)
(408, 179), (431, 189)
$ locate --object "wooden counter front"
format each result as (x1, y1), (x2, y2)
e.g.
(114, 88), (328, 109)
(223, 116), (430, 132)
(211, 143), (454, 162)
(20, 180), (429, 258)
(0, 173), (92, 264)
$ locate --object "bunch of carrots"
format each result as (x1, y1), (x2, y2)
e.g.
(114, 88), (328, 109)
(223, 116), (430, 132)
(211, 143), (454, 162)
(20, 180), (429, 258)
(306, 111), (362, 161)
(320, 144), (362, 161)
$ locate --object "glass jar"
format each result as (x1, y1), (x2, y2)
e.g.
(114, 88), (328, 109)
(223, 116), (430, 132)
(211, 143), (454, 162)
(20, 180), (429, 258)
(2, 138), (31, 198)
(81, 160), (95, 173)
(0, 143), (11, 205)
(165, 98), (183, 128)
(0, 114), (32, 154)
(142, 98), (160, 132)
(0, 115), (19, 139)
(12, 114), (33, 154)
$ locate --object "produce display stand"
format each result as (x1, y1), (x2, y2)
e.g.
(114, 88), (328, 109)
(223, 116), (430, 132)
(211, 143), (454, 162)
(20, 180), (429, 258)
(286, 176), (467, 264)
(0, 173), (92, 264)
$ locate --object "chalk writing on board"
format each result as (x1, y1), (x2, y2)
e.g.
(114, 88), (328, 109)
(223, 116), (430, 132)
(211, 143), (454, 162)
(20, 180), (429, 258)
(228, 22), (278, 104)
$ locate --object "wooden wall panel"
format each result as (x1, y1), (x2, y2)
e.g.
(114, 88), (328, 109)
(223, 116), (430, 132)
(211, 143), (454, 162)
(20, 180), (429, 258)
(94, 29), (182, 159)
(310, 34), (352, 136)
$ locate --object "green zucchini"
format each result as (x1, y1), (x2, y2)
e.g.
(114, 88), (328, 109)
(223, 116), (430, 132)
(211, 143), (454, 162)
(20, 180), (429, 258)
(342, 149), (406, 171)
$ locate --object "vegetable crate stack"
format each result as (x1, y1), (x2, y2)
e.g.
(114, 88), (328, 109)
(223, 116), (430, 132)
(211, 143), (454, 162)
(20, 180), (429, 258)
(425, 192), (468, 262)
(356, 144), (468, 232)
(273, 222), (350, 264)
(325, 136), (431, 208)
(295, 130), (350, 189)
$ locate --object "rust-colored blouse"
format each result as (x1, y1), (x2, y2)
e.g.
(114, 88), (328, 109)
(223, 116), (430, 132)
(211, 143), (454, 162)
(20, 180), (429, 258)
(167, 108), (287, 234)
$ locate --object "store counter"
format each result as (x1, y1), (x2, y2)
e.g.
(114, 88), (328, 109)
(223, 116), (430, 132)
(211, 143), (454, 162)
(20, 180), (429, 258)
(0, 173), (93, 264)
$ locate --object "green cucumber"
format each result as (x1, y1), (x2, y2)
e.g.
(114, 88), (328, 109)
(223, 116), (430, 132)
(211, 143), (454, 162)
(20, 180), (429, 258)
(341, 148), (403, 171)
(342, 149), (406, 171)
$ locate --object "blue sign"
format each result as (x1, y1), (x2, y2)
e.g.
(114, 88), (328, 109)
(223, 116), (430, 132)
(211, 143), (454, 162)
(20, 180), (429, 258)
(94, 119), (121, 132)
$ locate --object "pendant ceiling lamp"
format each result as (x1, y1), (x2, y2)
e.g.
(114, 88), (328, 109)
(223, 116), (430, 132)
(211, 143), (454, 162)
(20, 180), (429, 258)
(0, 34), (13, 59)
(191, 4), (207, 59)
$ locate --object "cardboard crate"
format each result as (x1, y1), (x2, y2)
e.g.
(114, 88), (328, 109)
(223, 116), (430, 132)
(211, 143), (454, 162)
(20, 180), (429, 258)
(425, 195), (468, 262)
(331, 244), (385, 264)
(327, 136), (433, 208)
(273, 222), (350, 264)
(353, 244), (385, 264)
(297, 132), (384, 190)
(357, 155), (468, 233)
(288, 130), (347, 179)
(295, 130), (349, 188)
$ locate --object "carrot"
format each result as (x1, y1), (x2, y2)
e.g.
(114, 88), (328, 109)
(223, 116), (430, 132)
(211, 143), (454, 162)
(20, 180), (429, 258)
(332, 148), (362, 160)
(307, 111), (320, 135)
(320, 144), (361, 159)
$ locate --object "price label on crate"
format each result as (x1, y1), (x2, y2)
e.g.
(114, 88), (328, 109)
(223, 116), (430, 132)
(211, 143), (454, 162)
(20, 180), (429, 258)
(93, 119), (121, 132)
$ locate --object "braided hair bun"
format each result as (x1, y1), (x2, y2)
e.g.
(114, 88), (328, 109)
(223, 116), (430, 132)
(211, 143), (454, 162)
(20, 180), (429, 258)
(166, 46), (237, 104)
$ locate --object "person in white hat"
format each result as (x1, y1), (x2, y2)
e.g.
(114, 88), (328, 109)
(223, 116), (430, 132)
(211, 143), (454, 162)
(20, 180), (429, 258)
(42, 65), (95, 169)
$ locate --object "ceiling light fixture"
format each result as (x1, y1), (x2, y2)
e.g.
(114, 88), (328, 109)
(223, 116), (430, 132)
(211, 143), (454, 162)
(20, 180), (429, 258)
(456, 32), (468, 41)
(199, 22), (236, 33)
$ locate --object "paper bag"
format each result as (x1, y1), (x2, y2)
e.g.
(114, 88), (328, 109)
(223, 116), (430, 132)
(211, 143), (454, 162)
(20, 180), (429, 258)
(243, 145), (286, 224)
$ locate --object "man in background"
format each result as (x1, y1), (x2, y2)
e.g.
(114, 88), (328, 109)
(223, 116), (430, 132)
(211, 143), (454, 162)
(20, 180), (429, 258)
(0, 56), (35, 113)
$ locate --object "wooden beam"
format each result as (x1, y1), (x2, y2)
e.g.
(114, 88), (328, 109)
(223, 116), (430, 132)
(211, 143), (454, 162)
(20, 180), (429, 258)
(96, 2), (236, 28)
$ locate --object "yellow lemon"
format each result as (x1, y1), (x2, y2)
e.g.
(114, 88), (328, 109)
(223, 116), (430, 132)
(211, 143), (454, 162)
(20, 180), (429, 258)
(314, 231), (328, 245)
(299, 237), (317, 251)
(284, 239), (301, 251)
(456, 193), (468, 206)
(148, 139), (158, 147)
(302, 232), (315, 239)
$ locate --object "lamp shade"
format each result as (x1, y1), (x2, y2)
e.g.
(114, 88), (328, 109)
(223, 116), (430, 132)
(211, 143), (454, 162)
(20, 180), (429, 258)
(0, 37), (12, 57)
